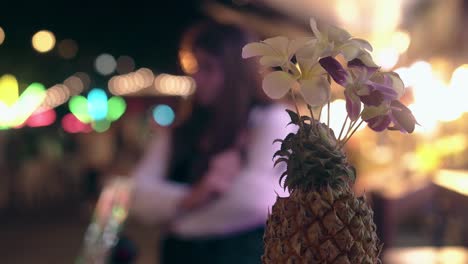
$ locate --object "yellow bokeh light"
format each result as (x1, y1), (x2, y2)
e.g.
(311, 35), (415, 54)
(396, 60), (468, 132)
(450, 64), (468, 88)
(335, 0), (359, 29)
(391, 31), (411, 53)
(32, 30), (56, 53)
(0, 74), (19, 106)
(374, 47), (399, 70)
(0, 26), (5, 45)
(434, 170), (468, 197)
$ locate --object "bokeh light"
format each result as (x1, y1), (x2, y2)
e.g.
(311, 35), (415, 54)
(109, 68), (154, 95)
(26, 109), (56, 127)
(8, 82), (46, 127)
(152, 104), (175, 126)
(320, 99), (365, 135)
(116, 55), (135, 74)
(57, 39), (78, 59)
(396, 61), (468, 134)
(88, 88), (108, 121)
(107, 96), (126, 121)
(375, 47), (400, 70)
(0, 77), (46, 128)
(64, 76), (84, 95)
(42, 84), (71, 109)
(92, 119), (111, 133)
(62, 113), (92, 133)
(74, 72), (91, 91)
(0, 26), (5, 45)
(0, 74), (19, 106)
(69, 88), (126, 131)
(32, 30), (56, 53)
(391, 31), (411, 54)
(179, 50), (198, 74)
(154, 73), (196, 96)
(95, 53), (117, 75)
(69, 95), (91, 123)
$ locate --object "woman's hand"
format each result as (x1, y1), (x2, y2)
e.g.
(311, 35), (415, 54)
(179, 149), (242, 210)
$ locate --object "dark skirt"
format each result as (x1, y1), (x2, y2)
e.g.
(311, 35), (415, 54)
(161, 226), (265, 264)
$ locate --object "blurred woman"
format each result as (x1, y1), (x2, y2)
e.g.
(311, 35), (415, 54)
(131, 21), (292, 264)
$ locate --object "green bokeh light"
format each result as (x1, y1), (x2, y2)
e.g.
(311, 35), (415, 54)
(69, 95), (91, 123)
(92, 119), (111, 133)
(107, 96), (126, 121)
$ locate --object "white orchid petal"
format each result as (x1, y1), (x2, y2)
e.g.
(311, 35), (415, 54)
(259, 56), (286, 67)
(351, 38), (373, 52)
(358, 51), (379, 67)
(242, 42), (275, 58)
(308, 63), (326, 76)
(289, 37), (315, 55)
(326, 25), (351, 43)
(299, 77), (331, 106)
(296, 41), (320, 59)
(297, 58), (316, 75)
(263, 36), (290, 56)
(310, 18), (322, 39)
(262, 71), (296, 99)
(339, 42), (362, 61)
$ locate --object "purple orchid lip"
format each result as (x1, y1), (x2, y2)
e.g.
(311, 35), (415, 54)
(319, 56), (349, 86)
(390, 100), (417, 133)
(359, 89), (384, 106)
(367, 81), (398, 100)
(363, 100), (417, 133)
(345, 93), (361, 121)
(367, 115), (391, 132)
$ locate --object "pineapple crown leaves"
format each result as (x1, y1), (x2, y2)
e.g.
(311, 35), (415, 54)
(274, 110), (356, 192)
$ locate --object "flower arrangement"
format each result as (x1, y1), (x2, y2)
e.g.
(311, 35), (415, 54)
(243, 18), (417, 146)
(242, 18), (417, 263)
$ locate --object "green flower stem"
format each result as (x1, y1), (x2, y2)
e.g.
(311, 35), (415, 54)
(290, 90), (304, 130)
(340, 119), (364, 148)
(318, 105), (323, 122)
(290, 90), (300, 116)
(338, 115), (349, 142)
(344, 118), (358, 140)
(307, 104), (316, 124)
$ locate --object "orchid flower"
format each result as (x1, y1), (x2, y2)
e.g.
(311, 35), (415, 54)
(242, 36), (313, 68)
(320, 57), (404, 121)
(243, 37), (330, 106)
(321, 58), (415, 133)
(309, 18), (377, 67)
(363, 100), (417, 133)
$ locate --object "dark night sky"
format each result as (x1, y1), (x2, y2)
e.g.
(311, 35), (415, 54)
(0, 1), (206, 88)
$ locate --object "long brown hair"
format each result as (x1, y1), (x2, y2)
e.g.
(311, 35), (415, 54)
(169, 21), (261, 184)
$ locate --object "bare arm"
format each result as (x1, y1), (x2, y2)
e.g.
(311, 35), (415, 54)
(130, 129), (189, 225)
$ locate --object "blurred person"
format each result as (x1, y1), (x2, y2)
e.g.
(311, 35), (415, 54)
(130, 21), (293, 264)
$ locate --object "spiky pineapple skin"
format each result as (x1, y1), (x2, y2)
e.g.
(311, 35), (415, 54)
(264, 111), (381, 263)
(263, 185), (381, 264)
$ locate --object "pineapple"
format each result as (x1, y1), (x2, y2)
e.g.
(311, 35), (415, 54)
(263, 110), (381, 264)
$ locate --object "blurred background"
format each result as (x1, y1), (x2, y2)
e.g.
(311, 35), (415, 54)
(1, 0), (468, 263)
